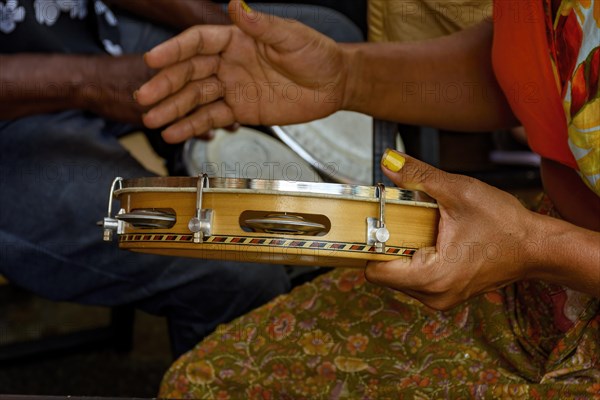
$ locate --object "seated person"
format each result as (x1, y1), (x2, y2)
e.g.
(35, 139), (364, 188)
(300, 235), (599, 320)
(0, 0), (291, 359)
(0, 0), (360, 359)
(137, 0), (599, 397)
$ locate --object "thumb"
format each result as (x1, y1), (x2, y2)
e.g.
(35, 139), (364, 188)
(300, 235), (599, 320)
(380, 149), (464, 203)
(228, 0), (323, 53)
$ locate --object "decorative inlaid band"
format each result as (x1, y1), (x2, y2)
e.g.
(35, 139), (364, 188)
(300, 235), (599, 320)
(119, 234), (417, 256)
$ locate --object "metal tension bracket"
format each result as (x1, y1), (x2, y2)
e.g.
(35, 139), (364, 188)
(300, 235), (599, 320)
(101, 177), (125, 242)
(188, 174), (214, 243)
(367, 183), (390, 253)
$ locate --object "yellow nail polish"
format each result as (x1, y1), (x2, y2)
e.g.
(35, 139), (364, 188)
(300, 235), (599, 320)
(381, 149), (405, 172)
(240, 0), (252, 13)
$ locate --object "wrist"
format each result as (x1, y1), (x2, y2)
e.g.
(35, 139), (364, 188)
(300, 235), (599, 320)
(518, 211), (551, 281)
(521, 211), (600, 297)
(339, 43), (366, 112)
(67, 55), (99, 108)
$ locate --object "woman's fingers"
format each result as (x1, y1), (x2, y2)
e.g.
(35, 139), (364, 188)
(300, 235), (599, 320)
(144, 25), (234, 69)
(365, 248), (466, 311)
(137, 55), (220, 106)
(143, 77), (223, 129)
(159, 100), (236, 143)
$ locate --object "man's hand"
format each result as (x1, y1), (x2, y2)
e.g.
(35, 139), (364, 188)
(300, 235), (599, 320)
(365, 151), (537, 310)
(78, 55), (154, 126)
(136, 0), (348, 143)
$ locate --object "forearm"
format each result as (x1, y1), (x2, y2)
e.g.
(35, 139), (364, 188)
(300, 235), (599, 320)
(525, 213), (600, 297)
(341, 21), (518, 131)
(0, 54), (91, 118)
(104, 0), (230, 30)
(0, 54), (147, 123)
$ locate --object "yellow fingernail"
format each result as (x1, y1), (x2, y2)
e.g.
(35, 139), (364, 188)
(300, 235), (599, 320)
(240, 0), (252, 13)
(381, 149), (405, 172)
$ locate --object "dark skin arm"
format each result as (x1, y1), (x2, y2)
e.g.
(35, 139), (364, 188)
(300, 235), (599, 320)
(344, 20), (518, 132)
(0, 54), (152, 125)
(0, 1), (229, 123)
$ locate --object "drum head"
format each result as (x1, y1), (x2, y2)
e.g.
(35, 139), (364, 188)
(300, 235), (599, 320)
(272, 111), (377, 185)
(183, 127), (322, 182)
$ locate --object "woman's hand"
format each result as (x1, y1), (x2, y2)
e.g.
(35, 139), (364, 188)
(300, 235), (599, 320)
(365, 150), (538, 310)
(136, 0), (348, 143)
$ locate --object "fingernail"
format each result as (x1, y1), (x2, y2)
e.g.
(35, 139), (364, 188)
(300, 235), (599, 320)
(240, 0), (252, 13)
(381, 149), (405, 172)
(133, 90), (139, 101)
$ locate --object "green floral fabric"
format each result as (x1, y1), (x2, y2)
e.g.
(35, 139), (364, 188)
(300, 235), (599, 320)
(159, 265), (599, 399)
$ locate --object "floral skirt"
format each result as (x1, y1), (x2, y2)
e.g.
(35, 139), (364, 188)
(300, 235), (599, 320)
(159, 197), (600, 399)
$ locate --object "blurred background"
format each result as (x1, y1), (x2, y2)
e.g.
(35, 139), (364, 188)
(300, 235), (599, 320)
(0, 282), (171, 397)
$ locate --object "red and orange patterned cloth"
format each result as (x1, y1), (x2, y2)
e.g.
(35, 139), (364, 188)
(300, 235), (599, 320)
(547, 0), (600, 194)
(493, 0), (599, 194)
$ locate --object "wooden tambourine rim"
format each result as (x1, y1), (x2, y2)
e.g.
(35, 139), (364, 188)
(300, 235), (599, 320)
(114, 177), (439, 267)
(115, 177), (439, 208)
(119, 233), (418, 255)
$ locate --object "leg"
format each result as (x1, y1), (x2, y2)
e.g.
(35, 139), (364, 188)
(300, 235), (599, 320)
(158, 269), (600, 397)
(0, 111), (290, 357)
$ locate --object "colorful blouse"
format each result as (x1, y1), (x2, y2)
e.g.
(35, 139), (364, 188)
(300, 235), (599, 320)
(492, 0), (600, 195)
(549, 0), (600, 195)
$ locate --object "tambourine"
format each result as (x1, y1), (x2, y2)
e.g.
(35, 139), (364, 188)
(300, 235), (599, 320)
(101, 176), (439, 268)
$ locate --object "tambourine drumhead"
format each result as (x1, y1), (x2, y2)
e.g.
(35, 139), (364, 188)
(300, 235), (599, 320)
(183, 127), (322, 182)
(113, 177), (439, 268)
(272, 111), (402, 185)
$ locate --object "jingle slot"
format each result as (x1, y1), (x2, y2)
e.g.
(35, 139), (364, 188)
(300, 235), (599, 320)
(116, 208), (177, 229)
(240, 211), (330, 236)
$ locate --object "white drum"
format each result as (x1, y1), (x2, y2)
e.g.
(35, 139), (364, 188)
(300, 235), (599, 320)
(184, 111), (402, 185)
(272, 111), (374, 185)
(183, 126), (323, 182)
